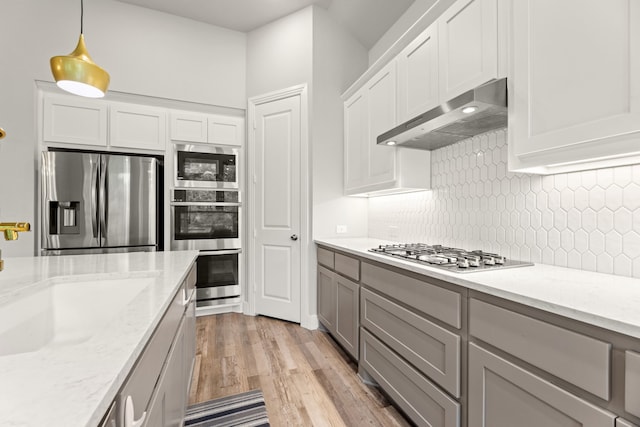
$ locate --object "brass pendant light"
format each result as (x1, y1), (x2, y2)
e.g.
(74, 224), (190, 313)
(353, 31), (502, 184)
(50, 0), (110, 98)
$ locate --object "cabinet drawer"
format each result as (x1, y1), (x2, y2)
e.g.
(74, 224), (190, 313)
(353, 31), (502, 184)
(119, 286), (185, 422)
(361, 288), (460, 397)
(618, 419), (639, 427)
(361, 262), (461, 328)
(626, 350), (640, 418)
(317, 247), (335, 269)
(184, 263), (196, 300)
(360, 329), (460, 427)
(468, 343), (616, 427)
(469, 299), (611, 400)
(335, 253), (359, 281)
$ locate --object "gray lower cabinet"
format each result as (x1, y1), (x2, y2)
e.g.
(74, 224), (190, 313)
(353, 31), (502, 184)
(335, 274), (359, 359)
(361, 287), (460, 397)
(361, 329), (460, 427)
(627, 351), (640, 418)
(117, 263), (196, 427)
(316, 246), (360, 360)
(317, 265), (336, 334)
(468, 343), (616, 427)
(618, 419), (639, 427)
(146, 316), (187, 427)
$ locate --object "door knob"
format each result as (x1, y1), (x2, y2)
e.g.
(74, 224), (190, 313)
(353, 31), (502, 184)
(290, 234), (298, 241)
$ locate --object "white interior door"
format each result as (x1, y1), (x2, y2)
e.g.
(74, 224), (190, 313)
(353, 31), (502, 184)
(253, 93), (301, 323)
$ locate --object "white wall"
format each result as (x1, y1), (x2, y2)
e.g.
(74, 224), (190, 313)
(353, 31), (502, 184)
(311, 7), (369, 240)
(0, 0), (246, 256)
(246, 7), (313, 98)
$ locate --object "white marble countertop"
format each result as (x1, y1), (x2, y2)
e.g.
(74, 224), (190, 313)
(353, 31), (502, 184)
(316, 237), (640, 340)
(0, 250), (198, 427)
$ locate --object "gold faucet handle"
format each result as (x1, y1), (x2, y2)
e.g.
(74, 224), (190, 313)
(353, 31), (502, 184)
(0, 222), (31, 241)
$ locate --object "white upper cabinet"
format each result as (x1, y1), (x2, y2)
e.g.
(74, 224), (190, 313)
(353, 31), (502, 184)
(207, 115), (244, 147)
(438, 0), (499, 101)
(344, 61), (431, 196)
(395, 0), (502, 124)
(110, 103), (166, 151)
(344, 89), (368, 191)
(43, 95), (108, 147)
(344, 61), (397, 195)
(171, 111), (244, 146)
(397, 25), (439, 123)
(509, 0), (640, 174)
(170, 112), (208, 143)
(365, 61), (397, 189)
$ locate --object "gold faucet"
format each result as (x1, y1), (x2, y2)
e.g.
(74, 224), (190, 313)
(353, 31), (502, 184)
(0, 222), (31, 271)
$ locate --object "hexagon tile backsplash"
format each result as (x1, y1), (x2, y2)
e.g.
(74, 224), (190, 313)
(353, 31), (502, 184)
(368, 129), (640, 278)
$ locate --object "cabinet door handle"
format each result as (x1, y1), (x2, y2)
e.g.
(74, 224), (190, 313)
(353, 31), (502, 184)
(290, 234), (298, 241)
(124, 395), (147, 427)
(182, 288), (191, 306)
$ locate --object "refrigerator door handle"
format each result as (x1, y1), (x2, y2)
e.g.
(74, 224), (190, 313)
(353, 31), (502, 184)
(99, 156), (108, 243)
(91, 159), (99, 238)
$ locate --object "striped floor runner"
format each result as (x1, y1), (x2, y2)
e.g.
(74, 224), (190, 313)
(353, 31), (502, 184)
(185, 390), (270, 427)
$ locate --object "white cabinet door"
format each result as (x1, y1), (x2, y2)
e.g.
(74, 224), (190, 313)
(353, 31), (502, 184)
(207, 115), (244, 146)
(397, 24), (439, 122)
(365, 61), (397, 188)
(509, 0), (640, 173)
(43, 95), (108, 147)
(468, 343), (616, 427)
(110, 103), (166, 151)
(170, 112), (208, 143)
(438, 0), (498, 101)
(344, 89), (368, 192)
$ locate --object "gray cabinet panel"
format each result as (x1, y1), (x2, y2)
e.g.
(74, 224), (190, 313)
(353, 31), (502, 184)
(361, 288), (460, 397)
(617, 419), (639, 427)
(335, 275), (359, 360)
(119, 286), (184, 423)
(317, 265), (336, 333)
(317, 247), (335, 269)
(361, 262), (461, 328)
(335, 253), (360, 281)
(469, 298), (611, 400)
(626, 350), (640, 418)
(361, 329), (460, 427)
(468, 343), (616, 427)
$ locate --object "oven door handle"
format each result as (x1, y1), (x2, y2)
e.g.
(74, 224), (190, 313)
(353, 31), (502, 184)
(199, 249), (242, 256)
(170, 201), (241, 207)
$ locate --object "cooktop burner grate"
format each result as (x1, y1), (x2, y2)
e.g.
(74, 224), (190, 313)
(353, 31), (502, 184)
(369, 243), (533, 273)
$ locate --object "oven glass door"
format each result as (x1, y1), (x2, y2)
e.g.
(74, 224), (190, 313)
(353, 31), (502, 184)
(174, 145), (238, 188)
(173, 204), (240, 244)
(196, 250), (241, 307)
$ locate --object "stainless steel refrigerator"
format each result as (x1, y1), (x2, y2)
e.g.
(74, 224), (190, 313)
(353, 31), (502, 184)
(41, 151), (160, 255)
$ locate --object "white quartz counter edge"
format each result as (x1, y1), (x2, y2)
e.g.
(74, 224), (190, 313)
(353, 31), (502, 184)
(316, 238), (640, 340)
(0, 250), (199, 427)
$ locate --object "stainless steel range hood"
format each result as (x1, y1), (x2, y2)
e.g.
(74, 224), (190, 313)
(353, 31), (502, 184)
(377, 78), (507, 150)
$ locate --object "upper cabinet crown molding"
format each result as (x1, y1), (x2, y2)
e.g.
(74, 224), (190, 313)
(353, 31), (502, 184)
(508, 0), (640, 174)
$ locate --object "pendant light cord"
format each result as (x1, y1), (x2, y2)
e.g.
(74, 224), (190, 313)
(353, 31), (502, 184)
(80, 0), (84, 34)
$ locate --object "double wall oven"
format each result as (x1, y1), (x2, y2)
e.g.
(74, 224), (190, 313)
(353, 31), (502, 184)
(172, 144), (242, 309)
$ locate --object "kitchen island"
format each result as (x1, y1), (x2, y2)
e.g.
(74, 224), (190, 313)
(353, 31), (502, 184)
(0, 250), (198, 427)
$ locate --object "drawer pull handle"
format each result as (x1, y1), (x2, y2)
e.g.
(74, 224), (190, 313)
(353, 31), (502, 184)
(124, 395), (147, 427)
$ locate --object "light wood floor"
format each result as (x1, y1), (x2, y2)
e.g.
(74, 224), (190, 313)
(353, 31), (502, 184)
(188, 313), (411, 426)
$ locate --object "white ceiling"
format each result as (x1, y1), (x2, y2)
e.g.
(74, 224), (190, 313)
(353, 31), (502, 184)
(116, 0), (415, 49)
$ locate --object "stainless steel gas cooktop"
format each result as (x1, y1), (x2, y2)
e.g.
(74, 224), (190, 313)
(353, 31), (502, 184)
(369, 243), (533, 273)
